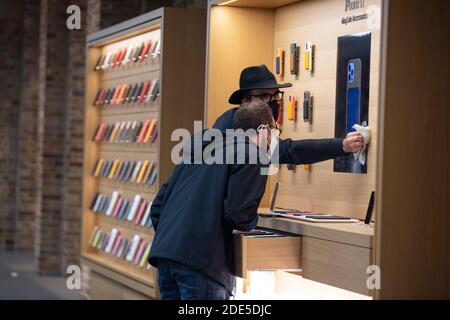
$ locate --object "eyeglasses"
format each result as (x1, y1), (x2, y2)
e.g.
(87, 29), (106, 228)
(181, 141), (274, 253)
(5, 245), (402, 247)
(242, 91), (284, 104)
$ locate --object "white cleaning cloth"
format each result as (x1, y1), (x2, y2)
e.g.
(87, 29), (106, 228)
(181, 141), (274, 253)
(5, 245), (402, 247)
(352, 124), (371, 166)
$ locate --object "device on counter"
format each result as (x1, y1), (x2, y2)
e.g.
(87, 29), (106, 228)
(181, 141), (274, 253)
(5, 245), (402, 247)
(286, 214), (359, 223)
(364, 191), (375, 225)
(259, 182), (310, 218)
(234, 229), (287, 238)
(269, 182), (280, 212)
(259, 182), (359, 223)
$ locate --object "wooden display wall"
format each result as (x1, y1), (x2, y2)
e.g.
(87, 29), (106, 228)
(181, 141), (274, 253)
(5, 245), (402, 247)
(82, 24), (161, 294)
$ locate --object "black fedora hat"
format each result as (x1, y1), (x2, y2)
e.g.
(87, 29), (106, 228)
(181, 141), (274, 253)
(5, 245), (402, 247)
(228, 65), (292, 105)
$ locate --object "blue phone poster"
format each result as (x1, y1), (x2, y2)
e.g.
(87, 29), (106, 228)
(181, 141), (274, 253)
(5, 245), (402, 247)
(334, 33), (371, 174)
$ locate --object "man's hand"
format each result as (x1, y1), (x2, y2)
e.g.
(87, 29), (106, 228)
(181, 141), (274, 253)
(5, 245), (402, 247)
(343, 132), (365, 153)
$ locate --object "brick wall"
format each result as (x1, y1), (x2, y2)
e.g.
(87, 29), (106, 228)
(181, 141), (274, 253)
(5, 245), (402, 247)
(0, 1), (23, 251)
(1, 0), (206, 274)
(16, 0), (40, 251)
(86, 0), (100, 34)
(36, 0), (69, 274)
(99, 0), (145, 29)
(62, 0), (87, 268)
(88, 0), (207, 33)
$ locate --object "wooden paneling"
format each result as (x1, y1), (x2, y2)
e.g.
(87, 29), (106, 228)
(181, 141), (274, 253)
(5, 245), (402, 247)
(206, 6), (275, 127)
(159, 8), (206, 184)
(81, 46), (102, 256)
(206, 5), (275, 207)
(269, 0), (382, 221)
(302, 236), (373, 296)
(375, 0), (450, 299)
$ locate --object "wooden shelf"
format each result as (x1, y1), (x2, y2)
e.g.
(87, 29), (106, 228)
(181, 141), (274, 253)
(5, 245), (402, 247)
(81, 7), (206, 299)
(93, 178), (158, 193)
(83, 252), (155, 288)
(98, 65), (160, 77)
(98, 104), (159, 117)
(94, 212), (156, 234)
(98, 144), (159, 153)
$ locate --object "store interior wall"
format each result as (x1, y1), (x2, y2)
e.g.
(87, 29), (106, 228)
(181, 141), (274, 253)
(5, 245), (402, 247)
(0, 0), (207, 275)
(270, 0), (381, 220)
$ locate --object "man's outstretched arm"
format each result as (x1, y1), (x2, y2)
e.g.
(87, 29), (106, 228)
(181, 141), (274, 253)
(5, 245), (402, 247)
(278, 138), (345, 165)
(213, 108), (364, 165)
(278, 131), (364, 165)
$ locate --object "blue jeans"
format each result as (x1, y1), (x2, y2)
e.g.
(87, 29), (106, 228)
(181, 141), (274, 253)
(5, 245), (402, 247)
(157, 258), (231, 300)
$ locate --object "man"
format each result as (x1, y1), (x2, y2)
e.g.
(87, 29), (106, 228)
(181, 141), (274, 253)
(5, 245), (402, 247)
(149, 103), (277, 300)
(213, 65), (364, 164)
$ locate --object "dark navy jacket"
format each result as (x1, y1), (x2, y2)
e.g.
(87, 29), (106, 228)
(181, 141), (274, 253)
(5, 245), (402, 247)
(213, 108), (347, 164)
(149, 131), (268, 294)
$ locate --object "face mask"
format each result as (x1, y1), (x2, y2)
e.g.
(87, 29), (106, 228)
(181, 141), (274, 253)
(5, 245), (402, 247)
(268, 129), (279, 161)
(257, 125), (280, 161)
(268, 100), (279, 121)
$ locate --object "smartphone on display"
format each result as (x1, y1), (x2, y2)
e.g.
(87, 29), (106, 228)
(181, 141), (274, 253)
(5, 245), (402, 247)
(346, 58), (362, 133)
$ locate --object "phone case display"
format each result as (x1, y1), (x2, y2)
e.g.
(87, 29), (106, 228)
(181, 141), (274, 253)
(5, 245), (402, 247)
(290, 43), (299, 76)
(92, 79), (160, 107)
(303, 91), (312, 124)
(93, 37), (160, 71)
(81, 8), (206, 299)
(92, 119), (158, 144)
(287, 96), (297, 121)
(334, 32), (371, 174)
(91, 159), (158, 186)
(83, 25), (160, 292)
(276, 100), (283, 125)
(90, 191), (153, 228)
(275, 48), (285, 78)
(88, 226), (153, 270)
(304, 42), (314, 74)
